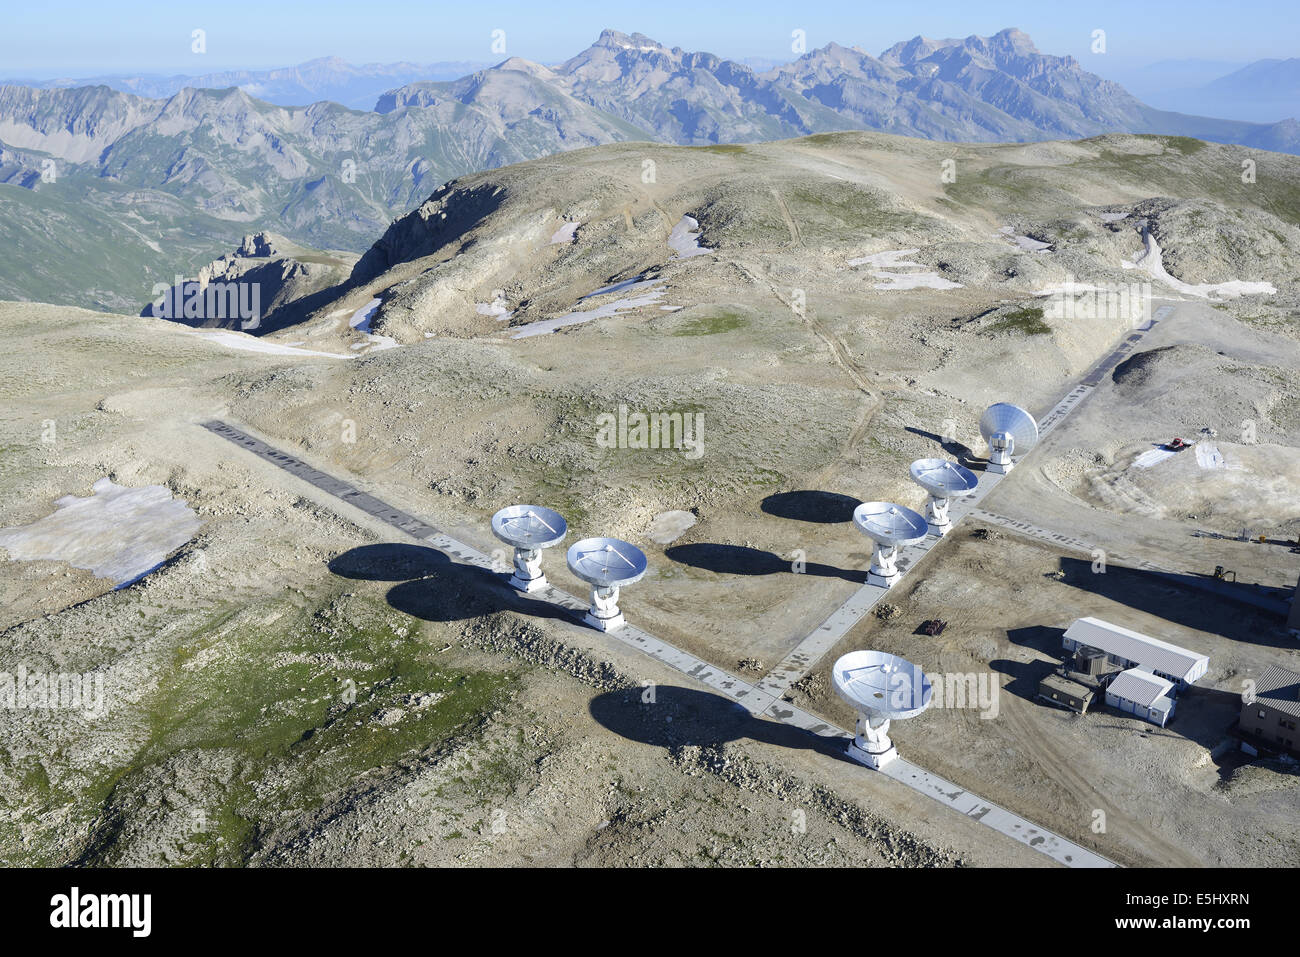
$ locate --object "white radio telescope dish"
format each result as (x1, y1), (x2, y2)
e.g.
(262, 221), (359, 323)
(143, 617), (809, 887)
(979, 403), (1039, 474)
(833, 650), (933, 769)
(491, 505), (567, 592)
(566, 537), (647, 631)
(910, 458), (979, 536)
(853, 501), (928, 587)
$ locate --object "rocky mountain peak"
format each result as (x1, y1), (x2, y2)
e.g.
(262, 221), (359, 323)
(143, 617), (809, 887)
(883, 27), (1044, 67)
(987, 27), (1039, 54)
(880, 35), (944, 65)
(594, 29), (671, 54)
(235, 232), (283, 258)
(495, 57), (557, 80)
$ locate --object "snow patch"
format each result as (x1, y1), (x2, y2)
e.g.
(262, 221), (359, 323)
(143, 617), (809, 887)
(848, 249), (962, 290)
(585, 277), (648, 298)
(997, 226), (1051, 252)
(550, 221), (580, 245)
(348, 297), (381, 333)
(0, 478), (202, 587)
(189, 330), (349, 359)
(475, 299), (513, 321)
(347, 297), (399, 351)
(646, 510), (697, 545)
(511, 278), (667, 339)
(668, 215), (713, 259)
(1123, 230), (1275, 300)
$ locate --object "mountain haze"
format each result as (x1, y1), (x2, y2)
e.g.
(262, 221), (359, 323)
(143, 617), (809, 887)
(2, 27), (1297, 311)
(11, 57), (493, 110)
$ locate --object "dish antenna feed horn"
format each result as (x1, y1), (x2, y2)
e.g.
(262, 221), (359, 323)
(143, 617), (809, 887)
(567, 537), (648, 631)
(833, 650), (933, 769)
(979, 402), (1039, 474)
(910, 458), (979, 536)
(492, 505), (568, 593)
(853, 501), (929, 587)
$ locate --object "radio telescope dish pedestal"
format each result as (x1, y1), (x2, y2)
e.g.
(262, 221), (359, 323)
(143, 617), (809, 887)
(491, 505), (568, 593)
(832, 650), (933, 769)
(910, 458), (979, 536)
(566, 537), (648, 631)
(979, 403), (1039, 474)
(853, 502), (929, 588)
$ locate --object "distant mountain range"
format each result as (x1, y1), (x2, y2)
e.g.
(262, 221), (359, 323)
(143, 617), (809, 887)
(1, 27), (1297, 311)
(8, 56), (492, 110)
(1114, 56), (1300, 123)
(1199, 58), (1300, 122)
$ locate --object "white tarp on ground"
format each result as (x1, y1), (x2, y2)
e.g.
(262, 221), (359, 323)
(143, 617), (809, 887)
(1195, 442), (1225, 469)
(1133, 447), (1177, 469)
(0, 478), (203, 586)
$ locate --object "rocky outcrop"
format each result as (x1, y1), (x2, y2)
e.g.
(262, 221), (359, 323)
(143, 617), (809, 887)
(141, 232), (356, 333)
(1131, 196), (1300, 284)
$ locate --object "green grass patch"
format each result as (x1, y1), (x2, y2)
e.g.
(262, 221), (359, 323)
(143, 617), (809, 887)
(1161, 136), (1209, 156)
(693, 144), (748, 155)
(987, 306), (1051, 336)
(670, 309), (749, 337)
(788, 184), (920, 233)
(65, 596), (515, 866)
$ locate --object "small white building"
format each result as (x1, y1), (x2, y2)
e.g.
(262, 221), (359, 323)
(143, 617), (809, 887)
(1106, 668), (1176, 727)
(1063, 617), (1208, 689)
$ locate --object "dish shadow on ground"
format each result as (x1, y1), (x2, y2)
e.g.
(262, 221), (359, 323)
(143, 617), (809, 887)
(760, 490), (859, 523)
(665, 542), (866, 582)
(328, 542), (577, 624)
(589, 684), (857, 765)
(904, 427), (984, 470)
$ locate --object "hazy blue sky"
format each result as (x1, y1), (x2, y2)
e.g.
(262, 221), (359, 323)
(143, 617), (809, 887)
(3, 0), (1293, 77)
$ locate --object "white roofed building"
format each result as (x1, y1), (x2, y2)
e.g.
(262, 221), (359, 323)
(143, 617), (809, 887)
(1063, 617), (1208, 689)
(1106, 668), (1177, 727)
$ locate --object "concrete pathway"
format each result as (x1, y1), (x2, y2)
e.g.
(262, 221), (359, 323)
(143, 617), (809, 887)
(753, 303), (1179, 699)
(200, 418), (1115, 867)
(753, 475), (1003, 698)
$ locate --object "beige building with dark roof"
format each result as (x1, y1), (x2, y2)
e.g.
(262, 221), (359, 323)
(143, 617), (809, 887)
(1239, 665), (1300, 758)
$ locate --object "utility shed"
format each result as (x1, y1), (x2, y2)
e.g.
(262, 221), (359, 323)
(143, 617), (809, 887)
(1037, 674), (1094, 713)
(1063, 617), (1208, 688)
(1106, 668), (1176, 727)
(1072, 646), (1110, 677)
